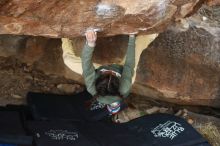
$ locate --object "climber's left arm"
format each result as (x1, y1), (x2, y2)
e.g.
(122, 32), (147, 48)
(119, 34), (136, 97)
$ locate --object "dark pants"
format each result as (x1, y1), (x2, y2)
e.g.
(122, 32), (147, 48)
(27, 91), (126, 122)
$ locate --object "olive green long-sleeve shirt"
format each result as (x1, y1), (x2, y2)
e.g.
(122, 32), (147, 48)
(82, 36), (136, 104)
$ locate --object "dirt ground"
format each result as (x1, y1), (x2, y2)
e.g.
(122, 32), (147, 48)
(0, 56), (219, 145)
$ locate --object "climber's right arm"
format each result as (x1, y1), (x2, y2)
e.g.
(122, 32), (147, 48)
(81, 30), (97, 96)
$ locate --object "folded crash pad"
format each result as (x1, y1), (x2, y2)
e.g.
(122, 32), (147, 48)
(27, 114), (210, 146)
(27, 120), (143, 146)
(124, 113), (211, 146)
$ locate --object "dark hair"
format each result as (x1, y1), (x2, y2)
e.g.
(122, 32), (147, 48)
(95, 74), (120, 96)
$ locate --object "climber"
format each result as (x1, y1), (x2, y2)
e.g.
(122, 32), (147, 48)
(62, 28), (137, 115)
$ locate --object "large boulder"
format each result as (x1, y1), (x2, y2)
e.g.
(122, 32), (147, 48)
(134, 28), (220, 108)
(0, 0), (204, 37)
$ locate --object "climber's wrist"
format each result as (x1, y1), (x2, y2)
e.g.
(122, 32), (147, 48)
(87, 42), (96, 47)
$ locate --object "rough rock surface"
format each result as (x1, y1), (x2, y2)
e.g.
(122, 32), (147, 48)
(0, 0), (204, 37)
(134, 28), (220, 108)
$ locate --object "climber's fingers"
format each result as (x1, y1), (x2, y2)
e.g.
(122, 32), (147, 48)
(85, 30), (97, 42)
(85, 29), (97, 47)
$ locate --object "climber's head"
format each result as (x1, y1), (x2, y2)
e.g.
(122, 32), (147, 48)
(95, 73), (122, 104)
(95, 73), (120, 96)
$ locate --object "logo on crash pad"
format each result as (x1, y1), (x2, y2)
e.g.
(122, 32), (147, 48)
(151, 121), (185, 140)
(44, 130), (79, 141)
